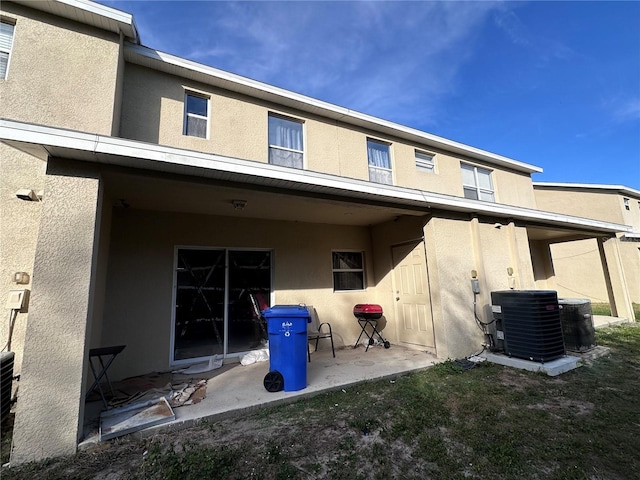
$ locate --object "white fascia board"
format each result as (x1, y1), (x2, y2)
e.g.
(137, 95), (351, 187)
(624, 233), (640, 239)
(126, 44), (542, 175)
(59, 0), (133, 24)
(533, 182), (640, 199)
(0, 119), (630, 235)
(12, 0), (139, 42)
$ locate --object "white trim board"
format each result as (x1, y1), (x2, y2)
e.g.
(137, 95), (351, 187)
(0, 118), (631, 236)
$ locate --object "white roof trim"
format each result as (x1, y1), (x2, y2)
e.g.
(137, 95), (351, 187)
(125, 43), (542, 175)
(623, 233), (640, 239)
(0, 119), (630, 235)
(11, 0), (139, 43)
(533, 182), (640, 198)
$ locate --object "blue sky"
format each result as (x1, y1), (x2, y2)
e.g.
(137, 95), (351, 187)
(102, 0), (640, 189)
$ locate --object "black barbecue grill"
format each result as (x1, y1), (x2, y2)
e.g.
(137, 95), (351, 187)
(353, 304), (390, 351)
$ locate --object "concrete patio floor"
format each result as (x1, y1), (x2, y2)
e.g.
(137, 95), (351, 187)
(80, 344), (440, 447)
(80, 314), (631, 448)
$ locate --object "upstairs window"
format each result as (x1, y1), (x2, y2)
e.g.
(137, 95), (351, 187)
(367, 139), (392, 185)
(332, 251), (365, 291)
(0, 20), (15, 80)
(623, 198), (630, 210)
(461, 163), (495, 202)
(183, 92), (209, 138)
(415, 150), (435, 173)
(268, 114), (304, 169)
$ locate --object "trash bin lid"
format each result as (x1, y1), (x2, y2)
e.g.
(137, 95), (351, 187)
(262, 304), (311, 319)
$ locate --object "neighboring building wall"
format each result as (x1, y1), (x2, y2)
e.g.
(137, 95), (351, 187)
(549, 239), (609, 301)
(534, 186), (640, 304)
(120, 63), (538, 209)
(534, 188), (629, 227)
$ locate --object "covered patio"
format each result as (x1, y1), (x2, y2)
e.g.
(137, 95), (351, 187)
(80, 344), (441, 446)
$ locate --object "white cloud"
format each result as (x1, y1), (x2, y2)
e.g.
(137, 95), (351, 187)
(163, 1), (503, 127)
(610, 97), (640, 124)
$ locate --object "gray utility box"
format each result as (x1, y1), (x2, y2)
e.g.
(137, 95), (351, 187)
(558, 298), (596, 352)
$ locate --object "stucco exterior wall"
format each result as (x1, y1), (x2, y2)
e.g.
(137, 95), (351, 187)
(0, 144), (46, 375)
(0, 1), (121, 377)
(101, 208), (381, 380)
(10, 158), (103, 464)
(619, 241), (640, 303)
(120, 64), (538, 208)
(534, 188), (626, 226)
(0, 2), (122, 134)
(422, 215), (536, 359)
(534, 187), (640, 304)
(550, 238), (639, 304)
(550, 239), (609, 301)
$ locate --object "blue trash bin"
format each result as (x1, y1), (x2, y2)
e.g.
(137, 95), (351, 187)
(262, 305), (311, 392)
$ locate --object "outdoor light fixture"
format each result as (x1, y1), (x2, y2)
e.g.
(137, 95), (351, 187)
(231, 199), (247, 210)
(12, 272), (30, 284)
(15, 189), (38, 201)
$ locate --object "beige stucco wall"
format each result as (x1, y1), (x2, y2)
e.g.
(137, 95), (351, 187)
(101, 203), (541, 377)
(550, 239), (609, 301)
(423, 215), (536, 359)
(0, 144), (46, 374)
(619, 242), (640, 303)
(0, 2), (122, 134)
(534, 187), (640, 304)
(10, 158), (103, 464)
(550, 238), (639, 304)
(534, 188), (627, 226)
(101, 208), (384, 380)
(0, 1), (122, 375)
(120, 63), (537, 208)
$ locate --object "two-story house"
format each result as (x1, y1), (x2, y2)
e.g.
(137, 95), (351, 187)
(534, 183), (640, 306)
(0, 0), (633, 463)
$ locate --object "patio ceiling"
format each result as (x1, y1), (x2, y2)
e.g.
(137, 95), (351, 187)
(103, 170), (423, 226)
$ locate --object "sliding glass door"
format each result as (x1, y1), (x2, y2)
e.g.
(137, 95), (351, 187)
(173, 248), (271, 363)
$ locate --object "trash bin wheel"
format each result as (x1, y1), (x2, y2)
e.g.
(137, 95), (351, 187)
(384, 341), (391, 349)
(264, 371), (284, 392)
(368, 338), (375, 346)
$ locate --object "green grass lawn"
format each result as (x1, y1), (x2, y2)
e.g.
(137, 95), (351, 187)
(591, 302), (640, 320)
(3, 324), (640, 479)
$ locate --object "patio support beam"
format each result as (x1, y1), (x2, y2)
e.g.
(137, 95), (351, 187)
(10, 158), (103, 464)
(598, 236), (634, 320)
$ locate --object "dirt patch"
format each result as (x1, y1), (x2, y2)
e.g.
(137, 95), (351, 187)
(527, 398), (594, 416)
(495, 368), (542, 391)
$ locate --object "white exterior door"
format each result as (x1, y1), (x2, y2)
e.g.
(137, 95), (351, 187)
(392, 241), (436, 353)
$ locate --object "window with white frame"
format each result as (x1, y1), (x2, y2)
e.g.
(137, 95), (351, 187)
(367, 139), (392, 185)
(268, 114), (304, 169)
(415, 150), (435, 173)
(183, 92), (209, 138)
(623, 198), (630, 210)
(0, 20), (15, 80)
(332, 251), (365, 291)
(461, 163), (495, 202)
